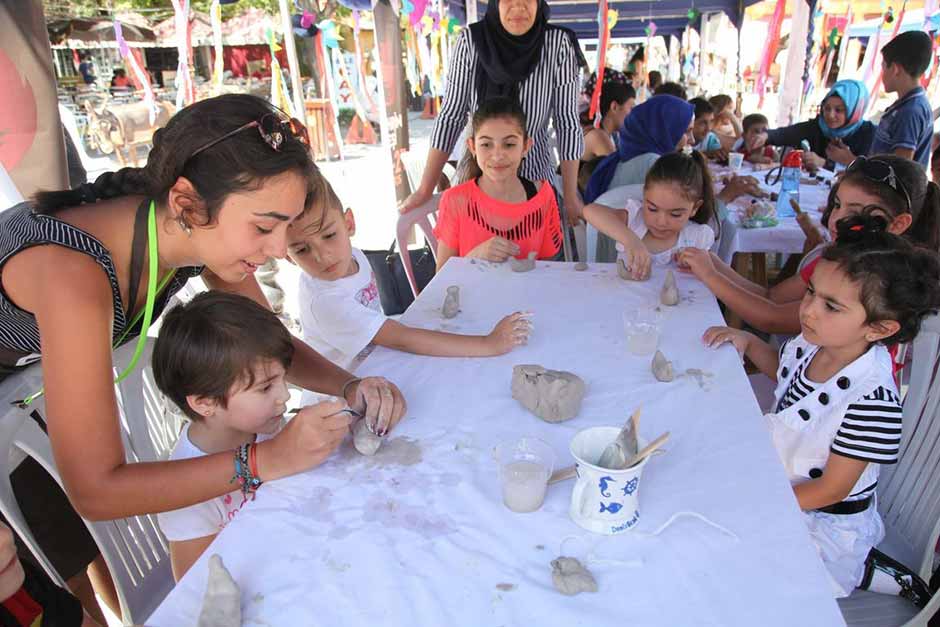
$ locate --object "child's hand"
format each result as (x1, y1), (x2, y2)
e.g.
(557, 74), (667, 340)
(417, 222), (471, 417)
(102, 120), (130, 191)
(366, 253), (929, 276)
(675, 247), (716, 279)
(796, 212), (826, 251)
(825, 138), (854, 165)
(620, 242), (651, 281)
(702, 326), (750, 358)
(487, 312), (533, 353)
(262, 399), (351, 479)
(468, 237), (521, 263)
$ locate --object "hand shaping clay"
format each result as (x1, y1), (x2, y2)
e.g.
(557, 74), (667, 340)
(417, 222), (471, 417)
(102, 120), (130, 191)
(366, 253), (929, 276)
(197, 555), (241, 627)
(660, 270), (679, 306)
(551, 557), (598, 596)
(352, 418), (383, 456)
(651, 350), (675, 382)
(441, 285), (460, 318)
(510, 251), (537, 273)
(511, 364), (585, 423)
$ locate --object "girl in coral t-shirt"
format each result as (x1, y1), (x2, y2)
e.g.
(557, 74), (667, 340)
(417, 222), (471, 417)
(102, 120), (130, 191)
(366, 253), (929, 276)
(434, 97), (563, 270)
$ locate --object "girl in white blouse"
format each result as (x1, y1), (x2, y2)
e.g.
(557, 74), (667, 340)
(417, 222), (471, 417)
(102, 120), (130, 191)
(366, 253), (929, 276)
(582, 151), (717, 280)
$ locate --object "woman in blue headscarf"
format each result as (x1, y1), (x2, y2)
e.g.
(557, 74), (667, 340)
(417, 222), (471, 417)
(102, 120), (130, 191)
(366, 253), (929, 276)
(745, 79), (875, 171)
(584, 95), (695, 204)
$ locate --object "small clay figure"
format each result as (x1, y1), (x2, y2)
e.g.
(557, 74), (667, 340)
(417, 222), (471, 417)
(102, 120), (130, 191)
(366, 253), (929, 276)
(197, 555), (241, 627)
(660, 270), (679, 306)
(551, 557), (598, 596)
(441, 285), (460, 318)
(573, 221), (588, 270)
(651, 350), (675, 382)
(511, 364), (586, 423)
(597, 409), (640, 470)
(352, 418), (382, 456)
(616, 258), (634, 281)
(510, 251), (537, 273)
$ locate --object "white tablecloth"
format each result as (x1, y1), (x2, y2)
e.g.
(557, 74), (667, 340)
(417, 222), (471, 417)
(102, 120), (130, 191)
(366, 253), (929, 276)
(150, 259), (844, 627)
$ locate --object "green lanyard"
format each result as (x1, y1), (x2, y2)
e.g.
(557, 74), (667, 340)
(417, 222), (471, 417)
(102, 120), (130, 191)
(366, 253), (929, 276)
(17, 200), (176, 408)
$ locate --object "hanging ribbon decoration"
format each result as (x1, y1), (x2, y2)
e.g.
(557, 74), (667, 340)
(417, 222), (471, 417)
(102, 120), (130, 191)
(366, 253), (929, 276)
(922, 2), (940, 89)
(820, 6), (850, 88)
(169, 0), (195, 109)
(266, 27), (295, 116)
(210, 0), (224, 95)
(801, 0), (820, 96)
(587, 0), (611, 123)
(865, 0), (907, 115)
(756, 0), (786, 108)
(113, 21), (158, 124)
(352, 11), (378, 113)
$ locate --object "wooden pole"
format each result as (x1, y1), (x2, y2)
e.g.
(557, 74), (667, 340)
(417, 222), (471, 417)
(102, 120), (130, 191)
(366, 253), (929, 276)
(278, 0), (306, 119)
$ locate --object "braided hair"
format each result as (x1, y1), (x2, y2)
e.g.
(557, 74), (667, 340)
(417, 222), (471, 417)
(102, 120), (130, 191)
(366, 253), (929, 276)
(34, 94), (322, 227)
(821, 212), (940, 345)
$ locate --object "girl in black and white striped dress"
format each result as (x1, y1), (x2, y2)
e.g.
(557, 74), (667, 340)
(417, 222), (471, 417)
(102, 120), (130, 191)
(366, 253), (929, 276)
(400, 0), (586, 225)
(702, 213), (940, 598)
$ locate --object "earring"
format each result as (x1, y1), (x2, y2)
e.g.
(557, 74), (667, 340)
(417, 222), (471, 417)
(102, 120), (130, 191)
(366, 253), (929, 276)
(178, 217), (192, 237)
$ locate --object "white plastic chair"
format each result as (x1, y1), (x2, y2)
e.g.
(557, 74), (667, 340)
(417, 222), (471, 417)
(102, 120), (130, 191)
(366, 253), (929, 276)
(396, 194), (440, 298)
(838, 313), (940, 626)
(0, 337), (179, 625)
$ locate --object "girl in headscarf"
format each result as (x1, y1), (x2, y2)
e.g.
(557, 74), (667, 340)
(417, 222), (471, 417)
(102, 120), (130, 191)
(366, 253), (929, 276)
(745, 79), (876, 171)
(399, 0), (587, 227)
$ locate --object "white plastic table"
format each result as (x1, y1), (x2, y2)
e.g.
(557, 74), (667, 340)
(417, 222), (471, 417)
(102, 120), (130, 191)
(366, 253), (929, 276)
(149, 259), (845, 627)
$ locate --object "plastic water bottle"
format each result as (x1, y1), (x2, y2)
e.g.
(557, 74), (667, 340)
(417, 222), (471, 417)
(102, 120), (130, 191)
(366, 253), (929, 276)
(775, 150), (802, 218)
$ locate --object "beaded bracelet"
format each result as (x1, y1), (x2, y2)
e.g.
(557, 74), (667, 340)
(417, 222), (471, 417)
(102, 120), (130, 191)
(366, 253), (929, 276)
(231, 443), (262, 501)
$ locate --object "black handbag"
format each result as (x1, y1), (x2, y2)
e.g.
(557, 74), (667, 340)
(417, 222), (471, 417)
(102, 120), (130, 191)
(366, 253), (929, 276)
(363, 239), (436, 315)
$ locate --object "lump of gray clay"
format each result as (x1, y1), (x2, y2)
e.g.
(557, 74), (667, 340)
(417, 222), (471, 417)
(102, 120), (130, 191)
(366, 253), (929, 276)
(441, 285), (460, 318)
(651, 350), (675, 382)
(551, 557), (598, 596)
(511, 364), (585, 423)
(510, 251), (537, 273)
(616, 258), (635, 281)
(660, 270), (679, 306)
(574, 261), (588, 272)
(197, 555), (241, 627)
(352, 418), (382, 456)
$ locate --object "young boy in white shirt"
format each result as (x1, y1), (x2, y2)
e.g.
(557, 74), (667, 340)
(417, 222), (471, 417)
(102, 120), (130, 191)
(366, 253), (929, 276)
(286, 182), (531, 383)
(153, 291), (348, 581)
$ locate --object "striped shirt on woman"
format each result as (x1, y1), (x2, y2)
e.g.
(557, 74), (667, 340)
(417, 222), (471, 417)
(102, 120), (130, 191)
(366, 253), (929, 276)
(430, 28), (584, 183)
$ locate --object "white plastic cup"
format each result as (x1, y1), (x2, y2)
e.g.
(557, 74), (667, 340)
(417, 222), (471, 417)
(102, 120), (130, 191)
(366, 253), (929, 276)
(728, 152), (744, 173)
(622, 308), (662, 356)
(497, 438), (555, 513)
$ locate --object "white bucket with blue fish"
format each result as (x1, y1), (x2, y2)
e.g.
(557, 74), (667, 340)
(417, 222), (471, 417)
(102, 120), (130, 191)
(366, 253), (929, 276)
(569, 426), (651, 535)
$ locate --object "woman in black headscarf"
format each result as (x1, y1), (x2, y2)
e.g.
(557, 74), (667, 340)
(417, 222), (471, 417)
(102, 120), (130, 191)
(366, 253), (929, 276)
(400, 0), (587, 225)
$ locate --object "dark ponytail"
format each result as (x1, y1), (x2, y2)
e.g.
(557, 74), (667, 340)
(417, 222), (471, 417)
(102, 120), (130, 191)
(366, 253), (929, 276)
(33, 94), (320, 224)
(644, 150), (719, 239)
(910, 181), (940, 251)
(822, 211), (940, 345)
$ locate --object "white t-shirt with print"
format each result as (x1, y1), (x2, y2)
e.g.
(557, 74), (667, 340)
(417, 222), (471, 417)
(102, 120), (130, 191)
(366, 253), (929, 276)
(157, 423), (271, 542)
(615, 198), (716, 266)
(298, 247), (386, 373)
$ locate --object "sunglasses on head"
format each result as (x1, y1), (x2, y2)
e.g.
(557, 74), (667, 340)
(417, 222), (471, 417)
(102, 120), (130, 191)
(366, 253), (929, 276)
(845, 156), (912, 214)
(189, 112), (310, 160)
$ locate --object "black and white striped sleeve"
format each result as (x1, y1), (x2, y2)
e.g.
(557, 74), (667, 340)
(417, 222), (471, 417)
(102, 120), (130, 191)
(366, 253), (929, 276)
(831, 387), (903, 464)
(430, 30), (474, 155)
(550, 33), (584, 163)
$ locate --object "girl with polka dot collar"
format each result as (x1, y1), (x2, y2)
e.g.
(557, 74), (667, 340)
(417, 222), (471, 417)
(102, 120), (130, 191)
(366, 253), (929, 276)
(703, 212), (940, 598)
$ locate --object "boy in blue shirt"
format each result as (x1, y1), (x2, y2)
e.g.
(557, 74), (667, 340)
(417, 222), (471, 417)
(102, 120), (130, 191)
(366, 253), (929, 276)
(871, 31), (934, 168)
